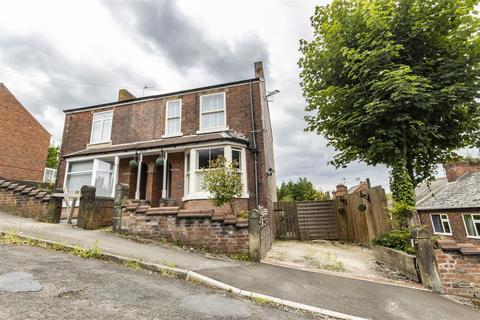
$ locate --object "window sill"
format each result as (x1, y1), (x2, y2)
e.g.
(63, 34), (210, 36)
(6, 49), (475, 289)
(196, 127), (229, 135)
(162, 133), (183, 139)
(466, 235), (480, 239)
(87, 141), (112, 148)
(433, 232), (453, 236)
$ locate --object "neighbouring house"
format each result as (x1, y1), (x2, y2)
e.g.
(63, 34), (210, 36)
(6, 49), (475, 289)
(333, 180), (369, 197)
(0, 83), (50, 182)
(417, 161), (480, 246)
(56, 62), (277, 217)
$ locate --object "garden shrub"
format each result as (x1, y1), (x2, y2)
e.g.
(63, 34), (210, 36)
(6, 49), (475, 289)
(372, 229), (415, 254)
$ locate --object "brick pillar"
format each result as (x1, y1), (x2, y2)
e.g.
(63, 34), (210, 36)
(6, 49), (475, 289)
(113, 183), (129, 233)
(46, 188), (63, 223)
(249, 209), (261, 262)
(77, 185), (96, 230)
(412, 228), (444, 293)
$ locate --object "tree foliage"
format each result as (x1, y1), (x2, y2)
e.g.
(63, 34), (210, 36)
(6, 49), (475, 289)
(299, 0), (480, 205)
(46, 144), (60, 169)
(201, 157), (243, 215)
(277, 177), (330, 202)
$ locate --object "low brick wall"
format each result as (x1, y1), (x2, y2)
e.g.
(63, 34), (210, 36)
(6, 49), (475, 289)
(0, 180), (61, 223)
(435, 240), (480, 301)
(373, 245), (419, 282)
(77, 185), (114, 230)
(120, 200), (249, 254)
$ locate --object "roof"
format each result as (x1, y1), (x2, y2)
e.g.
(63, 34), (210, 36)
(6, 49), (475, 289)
(63, 131), (249, 158)
(416, 172), (480, 211)
(415, 177), (448, 205)
(63, 78), (260, 113)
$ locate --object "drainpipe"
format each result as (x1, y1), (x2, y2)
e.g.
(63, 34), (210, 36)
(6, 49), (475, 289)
(249, 80), (259, 209)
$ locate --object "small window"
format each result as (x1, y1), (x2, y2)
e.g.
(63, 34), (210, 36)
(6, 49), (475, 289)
(197, 148), (224, 169)
(200, 93), (226, 130)
(431, 214), (452, 235)
(165, 100), (181, 135)
(463, 214), (480, 238)
(90, 111), (113, 144)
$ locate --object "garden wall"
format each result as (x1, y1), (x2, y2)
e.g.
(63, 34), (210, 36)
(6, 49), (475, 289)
(435, 240), (480, 301)
(120, 200), (249, 254)
(372, 245), (419, 282)
(0, 180), (61, 223)
(77, 185), (114, 230)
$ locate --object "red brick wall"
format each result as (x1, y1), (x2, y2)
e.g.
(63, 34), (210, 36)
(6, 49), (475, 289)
(0, 84), (50, 181)
(0, 181), (51, 221)
(418, 211), (480, 246)
(435, 249), (480, 300)
(121, 202), (249, 254)
(444, 161), (480, 182)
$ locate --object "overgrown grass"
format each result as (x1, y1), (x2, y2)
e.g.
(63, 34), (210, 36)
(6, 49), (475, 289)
(0, 230), (102, 259)
(124, 260), (141, 270)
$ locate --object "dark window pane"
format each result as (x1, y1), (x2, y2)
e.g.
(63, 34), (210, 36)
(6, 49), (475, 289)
(198, 149), (209, 169)
(232, 149), (241, 169)
(475, 222), (480, 237)
(443, 221), (451, 234)
(432, 215), (443, 233)
(210, 148), (224, 164)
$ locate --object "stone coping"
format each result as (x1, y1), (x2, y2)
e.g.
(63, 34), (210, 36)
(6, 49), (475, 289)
(437, 239), (480, 255)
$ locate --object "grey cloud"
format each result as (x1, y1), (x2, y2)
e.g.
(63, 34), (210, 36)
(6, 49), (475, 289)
(105, 0), (270, 82)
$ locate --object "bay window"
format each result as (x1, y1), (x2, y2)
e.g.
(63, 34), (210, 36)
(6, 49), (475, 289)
(199, 92), (226, 132)
(90, 110), (113, 144)
(165, 99), (182, 136)
(65, 159), (116, 198)
(463, 214), (480, 238)
(184, 145), (247, 200)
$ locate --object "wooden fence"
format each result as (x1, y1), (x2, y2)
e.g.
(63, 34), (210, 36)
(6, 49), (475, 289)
(274, 186), (390, 245)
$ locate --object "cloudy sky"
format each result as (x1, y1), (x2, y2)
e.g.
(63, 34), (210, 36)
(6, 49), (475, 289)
(1, 0), (403, 192)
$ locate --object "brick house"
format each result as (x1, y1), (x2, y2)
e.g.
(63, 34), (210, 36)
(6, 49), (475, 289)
(0, 83), (50, 182)
(56, 62), (277, 216)
(417, 161), (480, 247)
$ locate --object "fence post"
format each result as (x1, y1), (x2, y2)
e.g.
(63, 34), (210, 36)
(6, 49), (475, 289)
(411, 227), (444, 293)
(77, 185), (96, 230)
(249, 209), (261, 262)
(46, 188), (63, 223)
(113, 183), (129, 233)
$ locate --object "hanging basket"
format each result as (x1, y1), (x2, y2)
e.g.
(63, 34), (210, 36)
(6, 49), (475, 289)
(155, 157), (165, 167)
(129, 159), (138, 169)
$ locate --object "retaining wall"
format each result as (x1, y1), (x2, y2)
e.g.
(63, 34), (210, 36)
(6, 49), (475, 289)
(372, 245), (419, 282)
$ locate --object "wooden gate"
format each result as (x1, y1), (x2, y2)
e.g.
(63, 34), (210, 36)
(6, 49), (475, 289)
(297, 201), (339, 240)
(274, 202), (299, 240)
(274, 200), (339, 240)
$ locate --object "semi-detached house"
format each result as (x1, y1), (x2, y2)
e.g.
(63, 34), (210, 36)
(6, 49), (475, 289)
(56, 62), (277, 216)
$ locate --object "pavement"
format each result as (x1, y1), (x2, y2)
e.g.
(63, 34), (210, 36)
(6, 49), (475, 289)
(1, 211), (479, 320)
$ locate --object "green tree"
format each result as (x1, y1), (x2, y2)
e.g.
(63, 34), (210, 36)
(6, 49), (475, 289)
(201, 157), (243, 215)
(46, 144), (60, 169)
(277, 177), (330, 201)
(299, 0), (480, 206)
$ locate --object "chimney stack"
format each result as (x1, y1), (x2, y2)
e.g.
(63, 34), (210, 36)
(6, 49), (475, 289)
(443, 160), (480, 182)
(118, 89), (136, 102)
(254, 61), (264, 80)
(334, 184), (348, 197)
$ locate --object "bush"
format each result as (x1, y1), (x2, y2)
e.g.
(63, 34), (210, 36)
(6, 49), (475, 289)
(372, 229), (415, 254)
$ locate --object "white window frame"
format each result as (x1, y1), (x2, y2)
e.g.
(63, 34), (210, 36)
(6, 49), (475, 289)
(197, 92), (228, 134)
(183, 144), (248, 201)
(90, 110), (113, 144)
(462, 213), (480, 239)
(163, 99), (183, 138)
(430, 214), (452, 236)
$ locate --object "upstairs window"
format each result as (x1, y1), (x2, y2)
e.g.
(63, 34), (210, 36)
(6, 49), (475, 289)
(91, 111), (113, 144)
(200, 92), (226, 131)
(463, 214), (480, 238)
(165, 99), (182, 136)
(431, 214), (452, 235)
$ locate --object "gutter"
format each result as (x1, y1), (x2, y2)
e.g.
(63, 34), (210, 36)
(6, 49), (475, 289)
(249, 80), (260, 209)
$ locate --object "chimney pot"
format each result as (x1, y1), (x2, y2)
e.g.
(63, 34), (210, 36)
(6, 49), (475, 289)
(254, 61), (264, 80)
